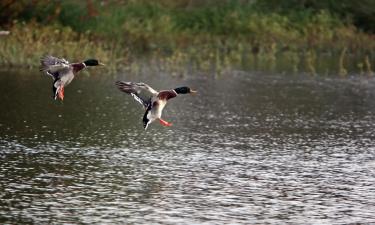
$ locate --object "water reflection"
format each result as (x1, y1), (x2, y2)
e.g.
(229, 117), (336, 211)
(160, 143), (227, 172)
(1, 70), (375, 224)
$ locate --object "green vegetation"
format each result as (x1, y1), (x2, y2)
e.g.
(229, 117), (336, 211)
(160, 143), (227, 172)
(0, 0), (374, 75)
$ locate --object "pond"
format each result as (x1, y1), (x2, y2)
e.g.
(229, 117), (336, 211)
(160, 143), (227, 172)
(0, 69), (375, 224)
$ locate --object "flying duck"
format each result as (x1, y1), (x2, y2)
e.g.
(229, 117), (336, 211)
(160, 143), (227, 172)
(40, 55), (104, 100)
(115, 81), (196, 129)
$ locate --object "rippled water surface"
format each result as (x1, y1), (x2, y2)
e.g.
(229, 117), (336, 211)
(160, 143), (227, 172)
(1, 69), (375, 224)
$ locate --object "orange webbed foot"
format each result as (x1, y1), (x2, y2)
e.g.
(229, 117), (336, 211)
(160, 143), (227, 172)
(158, 118), (172, 127)
(58, 86), (64, 100)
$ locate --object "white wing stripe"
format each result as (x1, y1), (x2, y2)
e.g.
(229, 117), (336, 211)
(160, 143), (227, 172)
(130, 93), (147, 108)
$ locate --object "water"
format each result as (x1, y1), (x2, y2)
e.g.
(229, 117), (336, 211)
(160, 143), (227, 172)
(1, 69), (375, 224)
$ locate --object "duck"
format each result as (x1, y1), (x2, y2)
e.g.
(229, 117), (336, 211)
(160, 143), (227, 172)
(115, 81), (197, 130)
(40, 55), (104, 100)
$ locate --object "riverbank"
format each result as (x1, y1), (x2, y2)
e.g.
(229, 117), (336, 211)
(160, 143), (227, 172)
(0, 1), (374, 75)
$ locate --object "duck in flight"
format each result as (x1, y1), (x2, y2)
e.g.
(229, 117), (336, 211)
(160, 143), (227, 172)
(115, 81), (197, 130)
(40, 55), (104, 100)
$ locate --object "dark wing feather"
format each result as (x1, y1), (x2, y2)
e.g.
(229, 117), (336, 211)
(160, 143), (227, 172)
(115, 81), (158, 108)
(143, 104), (152, 129)
(46, 71), (59, 80)
(40, 55), (70, 77)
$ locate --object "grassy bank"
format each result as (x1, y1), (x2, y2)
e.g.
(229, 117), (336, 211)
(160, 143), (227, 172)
(0, 1), (374, 75)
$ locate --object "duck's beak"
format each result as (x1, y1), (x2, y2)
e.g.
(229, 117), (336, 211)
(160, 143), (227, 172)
(190, 89), (197, 95)
(99, 62), (105, 66)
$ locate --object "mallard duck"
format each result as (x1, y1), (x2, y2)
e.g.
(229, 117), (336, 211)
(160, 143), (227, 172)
(40, 55), (104, 100)
(115, 81), (197, 130)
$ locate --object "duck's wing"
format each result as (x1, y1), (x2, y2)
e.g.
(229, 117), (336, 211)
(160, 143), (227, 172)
(115, 81), (158, 108)
(40, 55), (70, 78)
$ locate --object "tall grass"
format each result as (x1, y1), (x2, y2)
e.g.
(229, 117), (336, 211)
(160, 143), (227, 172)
(0, 1), (374, 75)
(0, 22), (128, 72)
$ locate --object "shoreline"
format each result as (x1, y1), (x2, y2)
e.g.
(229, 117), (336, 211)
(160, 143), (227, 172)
(1, 1), (374, 76)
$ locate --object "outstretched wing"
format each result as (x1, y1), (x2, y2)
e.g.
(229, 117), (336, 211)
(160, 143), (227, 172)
(115, 81), (158, 108)
(40, 55), (70, 78)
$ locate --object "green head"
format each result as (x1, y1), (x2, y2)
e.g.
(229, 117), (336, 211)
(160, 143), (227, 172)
(174, 86), (197, 94)
(84, 59), (105, 66)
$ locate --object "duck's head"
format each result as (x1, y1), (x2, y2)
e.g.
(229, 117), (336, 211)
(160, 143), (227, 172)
(174, 86), (197, 95)
(84, 59), (105, 67)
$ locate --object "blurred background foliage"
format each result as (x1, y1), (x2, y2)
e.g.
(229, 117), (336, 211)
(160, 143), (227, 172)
(0, 0), (374, 75)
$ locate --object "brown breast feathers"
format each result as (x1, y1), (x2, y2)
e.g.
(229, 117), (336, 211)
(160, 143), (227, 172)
(157, 90), (177, 100)
(72, 63), (86, 73)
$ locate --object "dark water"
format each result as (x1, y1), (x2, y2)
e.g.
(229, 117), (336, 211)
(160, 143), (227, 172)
(1, 69), (375, 224)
